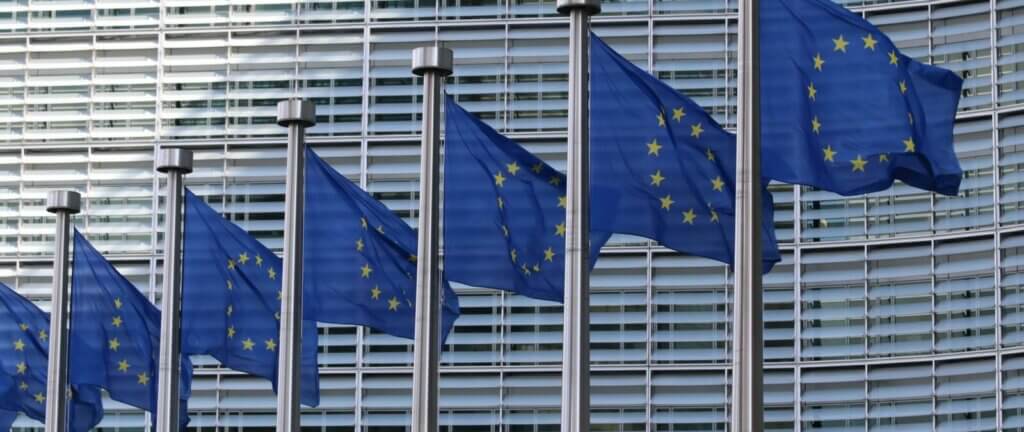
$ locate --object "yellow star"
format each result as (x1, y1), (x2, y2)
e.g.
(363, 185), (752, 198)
(361, 263), (373, 278)
(555, 222), (566, 237)
(521, 264), (531, 276)
(889, 50), (899, 65)
(899, 80), (907, 94)
(497, 197), (504, 209)
(531, 162), (544, 174)
(16, 361), (26, 374)
(18, 381), (27, 391)
(903, 137), (916, 152)
(558, 195), (567, 208)
(706, 148), (715, 161)
(660, 195), (674, 211)
(813, 53), (825, 71)
(711, 176), (725, 192)
(268, 267), (277, 280)
(506, 161), (520, 175)
(690, 122), (704, 139)
(360, 217), (368, 230)
(277, 290), (282, 300)
(111, 316), (123, 327)
(108, 337), (120, 351)
(851, 155), (868, 172)
(356, 238), (364, 252)
(13, 339), (24, 351)
(264, 339), (277, 351)
(137, 372), (149, 386)
(227, 259), (236, 270)
(118, 359), (130, 373)
(238, 252), (249, 264)
(226, 280), (233, 290)
(18, 323), (27, 331)
(650, 170), (665, 187)
(647, 139), (662, 156)
(879, 153), (889, 163)
(255, 255), (263, 266)
(807, 82), (817, 101)
(227, 326), (236, 338)
(114, 298), (122, 309)
(710, 208), (720, 223)
(408, 254), (417, 262)
(823, 145), (838, 162)
(501, 225), (509, 237)
(833, 35), (849, 52)
(226, 305), (233, 316)
(862, 34), (878, 50)
(241, 338), (255, 351)
(682, 209), (696, 224)
(371, 285), (382, 300)
(657, 112), (665, 127)
(388, 297), (400, 311)
(811, 116), (822, 134)
(377, 225), (385, 234)
(532, 264), (540, 273)
(34, 392), (44, 404)
(544, 247), (555, 262)
(549, 176), (561, 186)
(510, 248), (518, 263)
(494, 171), (506, 187)
(908, 112), (914, 125)
(672, 107), (685, 122)
(37, 329), (46, 342)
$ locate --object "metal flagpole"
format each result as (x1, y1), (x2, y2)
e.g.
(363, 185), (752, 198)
(156, 148), (194, 432)
(733, 0), (764, 430)
(410, 46), (452, 432)
(44, 190), (81, 432)
(276, 98), (316, 432)
(556, 1), (598, 431)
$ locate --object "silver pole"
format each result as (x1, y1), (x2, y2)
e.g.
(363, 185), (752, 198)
(155, 148), (193, 432)
(44, 190), (81, 432)
(732, 0), (764, 430)
(556, 1), (599, 431)
(410, 46), (452, 432)
(275, 98), (315, 432)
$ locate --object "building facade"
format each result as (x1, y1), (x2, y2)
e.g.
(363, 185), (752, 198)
(0, 0), (1015, 430)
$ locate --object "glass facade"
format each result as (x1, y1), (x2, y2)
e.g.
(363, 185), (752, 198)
(0, 0), (1018, 430)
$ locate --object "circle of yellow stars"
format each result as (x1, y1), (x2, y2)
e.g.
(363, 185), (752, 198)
(225, 250), (279, 354)
(493, 157), (563, 279)
(649, 104), (722, 225)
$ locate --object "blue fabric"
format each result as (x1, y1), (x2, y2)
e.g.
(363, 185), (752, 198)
(0, 282), (102, 431)
(70, 231), (192, 429)
(590, 34), (781, 271)
(760, 0), (964, 196)
(304, 148), (460, 340)
(444, 96), (611, 302)
(182, 190), (320, 407)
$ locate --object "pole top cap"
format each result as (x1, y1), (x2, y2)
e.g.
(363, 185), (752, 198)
(46, 190), (81, 214)
(556, 0), (600, 15)
(156, 148), (194, 174)
(411, 47), (453, 77)
(276, 99), (316, 127)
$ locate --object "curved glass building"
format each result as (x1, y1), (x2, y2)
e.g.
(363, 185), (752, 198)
(0, 0), (1013, 430)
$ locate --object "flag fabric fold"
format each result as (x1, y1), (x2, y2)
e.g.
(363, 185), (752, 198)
(70, 230), (192, 429)
(760, 0), (964, 196)
(590, 34), (782, 270)
(304, 148), (460, 340)
(182, 189), (320, 407)
(444, 96), (611, 302)
(0, 282), (103, 431)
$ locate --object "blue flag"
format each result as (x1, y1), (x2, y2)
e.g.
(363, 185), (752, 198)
(304, 148), (460, 340)
(760, 0), (963, 196)
(444, 96), (611, 302)
(70, 231), (192, 428)
(182, 190), (320, 407)
(590, 34), (781, 270)
(0, 282), (102, 431)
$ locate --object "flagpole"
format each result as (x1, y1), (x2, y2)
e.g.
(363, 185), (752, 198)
(44, 190), (80, 432)
(276, 98), (315, 432)
(556, 1), (599, 431)
(155, 148), (193, 432)
(733, 0), (764, 430)
(410, 46), (452, 432)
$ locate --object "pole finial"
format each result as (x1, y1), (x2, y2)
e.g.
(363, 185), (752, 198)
(277, 99), (316, 127)
(556, 0), (600, 15)
(156, 148), (194, 174)
(411, 47), (453, 77)
(46, 190), (81, 214)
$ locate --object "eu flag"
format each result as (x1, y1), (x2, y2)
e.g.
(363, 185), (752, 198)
(444, 96), (611, 302)
(0, 282), (103, 431)
(590, 34), (782, 270)
(70, 230), (192, 428)
(760, 0), (964, 196)
(304, 148), (460, 340)
(182, 189), (320, 407)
